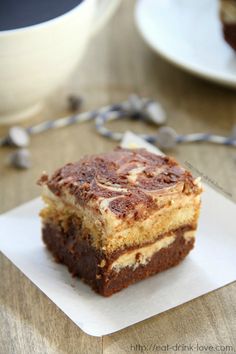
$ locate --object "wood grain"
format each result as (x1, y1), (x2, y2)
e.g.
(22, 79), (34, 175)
(0, 1), (236, 353)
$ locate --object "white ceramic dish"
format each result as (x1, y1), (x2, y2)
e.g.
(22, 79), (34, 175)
(135, 0), (236, 88)
(0, 0), (120, 124)
(0, 132), (235, 336)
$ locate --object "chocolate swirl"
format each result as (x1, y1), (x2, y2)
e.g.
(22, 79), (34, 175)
(42, 148), (199, 219)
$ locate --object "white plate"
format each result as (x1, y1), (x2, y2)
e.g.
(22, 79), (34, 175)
(0, 132), (235, 336)
(135, 0), (236, 88)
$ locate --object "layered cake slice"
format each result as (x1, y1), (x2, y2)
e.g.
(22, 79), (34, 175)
(38, 148), (202, 296)
(220, 0), (236, 50)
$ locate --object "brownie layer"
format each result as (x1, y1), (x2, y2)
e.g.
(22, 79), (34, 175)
(42, 220), (195, 296)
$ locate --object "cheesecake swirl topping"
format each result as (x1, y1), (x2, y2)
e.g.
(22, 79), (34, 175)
(39, 148), (201, 219)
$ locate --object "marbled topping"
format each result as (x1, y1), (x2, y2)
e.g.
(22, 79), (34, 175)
(39, 148), (200, 219)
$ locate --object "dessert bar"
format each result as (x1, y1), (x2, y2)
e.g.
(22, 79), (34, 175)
(39, 148), (202, 296)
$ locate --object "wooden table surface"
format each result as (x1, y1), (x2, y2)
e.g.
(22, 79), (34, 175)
(1, 1), (236, 353)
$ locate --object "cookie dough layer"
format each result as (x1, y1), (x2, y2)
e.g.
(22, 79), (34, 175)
(41, 184), (200, 254)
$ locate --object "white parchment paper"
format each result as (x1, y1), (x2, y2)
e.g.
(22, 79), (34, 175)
(0, 132), (235, 336)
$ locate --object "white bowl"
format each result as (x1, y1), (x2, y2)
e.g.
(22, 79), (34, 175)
(0, 0), (120, 124)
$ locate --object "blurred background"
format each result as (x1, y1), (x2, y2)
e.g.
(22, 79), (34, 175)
(0, 0), (236, 211)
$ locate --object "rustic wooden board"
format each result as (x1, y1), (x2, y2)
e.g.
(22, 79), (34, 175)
(0, 1), (235, 353)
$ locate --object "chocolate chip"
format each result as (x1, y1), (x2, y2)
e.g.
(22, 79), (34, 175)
(7, 126), (30, 147)
(145, 101), (166, 125)
(128, 94), (143, 114)
(8, 148), (31, 169)
(67, 95), (83, 112)
(156, 126), (177, 149)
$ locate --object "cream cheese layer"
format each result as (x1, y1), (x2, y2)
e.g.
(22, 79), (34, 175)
(111, 229), (195, 272)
